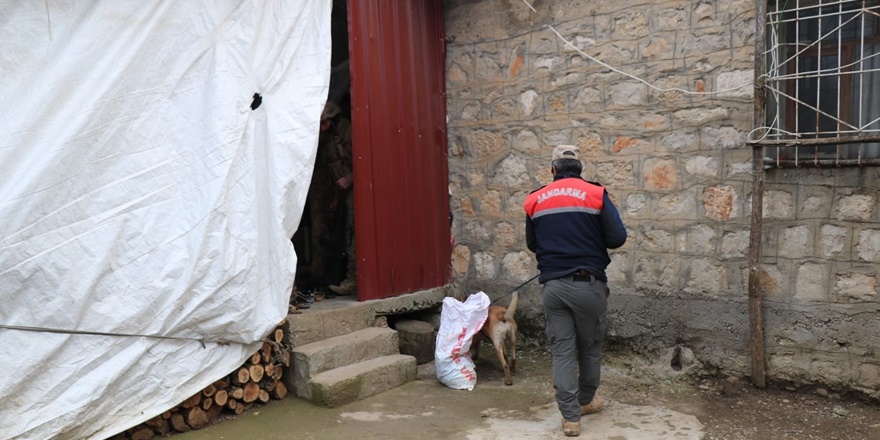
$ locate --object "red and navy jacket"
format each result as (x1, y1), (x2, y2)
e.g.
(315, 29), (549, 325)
(524, 172), (627, 284)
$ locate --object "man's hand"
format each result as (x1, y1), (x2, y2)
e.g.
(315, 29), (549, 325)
(336, 176), (352, 190)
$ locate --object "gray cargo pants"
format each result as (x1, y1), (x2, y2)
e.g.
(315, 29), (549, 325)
(542, 275), (608, 422)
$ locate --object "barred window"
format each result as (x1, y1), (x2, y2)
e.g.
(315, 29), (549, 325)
(762, 0), (880, 166)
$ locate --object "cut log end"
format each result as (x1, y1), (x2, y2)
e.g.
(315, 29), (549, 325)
(242, 382), (260, 403)
(214, 389), (228, 407)
(258, 389), (270, 403)
(249, 364), (265, 383)
(186, 407), (210, 430)
(170, 414), (190, 433)
(271, 381), (288, 400)
(235, 367), (250, 385)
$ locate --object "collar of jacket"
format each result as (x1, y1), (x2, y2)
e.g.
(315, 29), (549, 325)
(552, 172), (583, 181)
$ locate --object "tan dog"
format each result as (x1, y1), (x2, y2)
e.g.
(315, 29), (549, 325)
(471, 291), (519, 386)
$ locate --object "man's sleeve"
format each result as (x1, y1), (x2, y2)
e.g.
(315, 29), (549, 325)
(526, 215), (537, 253)
(600, 191), (627, 249)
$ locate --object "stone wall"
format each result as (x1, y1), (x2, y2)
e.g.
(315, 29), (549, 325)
(444, 0), (880, 398)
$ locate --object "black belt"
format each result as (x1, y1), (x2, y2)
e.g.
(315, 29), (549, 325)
(570, 269), (596, 282)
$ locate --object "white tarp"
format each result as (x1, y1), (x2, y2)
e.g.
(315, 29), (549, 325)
(0, 2), (331, 439)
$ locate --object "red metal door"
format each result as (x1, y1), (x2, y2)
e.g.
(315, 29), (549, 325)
(348, 0), (450, 300)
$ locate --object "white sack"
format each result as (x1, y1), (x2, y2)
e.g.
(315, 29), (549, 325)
(435, 292), (490, 391)
(0, 2), (331, 439)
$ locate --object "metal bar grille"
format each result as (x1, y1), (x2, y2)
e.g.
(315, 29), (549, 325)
(758, 0), (880, 167)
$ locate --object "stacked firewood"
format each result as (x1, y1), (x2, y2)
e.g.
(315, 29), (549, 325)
(114, 320), (290, 439)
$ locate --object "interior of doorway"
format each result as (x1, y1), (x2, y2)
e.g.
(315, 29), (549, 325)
(291, 0), (354, 304)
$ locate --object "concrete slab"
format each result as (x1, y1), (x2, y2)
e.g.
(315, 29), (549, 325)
(368, 286), (450, 315)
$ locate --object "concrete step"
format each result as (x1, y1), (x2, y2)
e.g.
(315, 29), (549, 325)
(304, 354), (417, 407)
(290, 327), (400, 397)
(285, 300), (375, 347)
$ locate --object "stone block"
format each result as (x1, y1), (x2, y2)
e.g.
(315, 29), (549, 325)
(654, 4), (689, 31)
(833, 272), (878, 302)
(519, 90), (540, 116)
(819, 224), (849, 259)
(461, 102), (481, 120)
(609, 82), (646, 107)
(625, 193), (649, 218)
(464, 221), (490, 242)
(685, 155), (719, 178)
(640, 226), (675, 253)
(490, 153), (530, 188)
(674, 108), (729, 126)
(473, 251), (496, 279)
(502, 251), (533, 281)
(684, 259), (729, 296)
(741, 264), (786, 296)
(612, 136), (641, 154)
(475, 52), (503, 81)
(686, 224), (716, 255)
(701, 126), (746, 149)
(855, 229), (880, 262)
(799, 187), (834, 219)
(654, 191), (698, 219)
(494, 222), (517, 247)
(451, 244), (470, 277)
(291, 327), (400, 398)
(596, 160), (634, 187)
(396, 319), (436, 365)
(607, 251), (631, 285)
(634, 252), (679, 292)
(795, 263), (829, 302)
(856, 363), (880, 397)
(640, 36), (674, 60)
(643, 158), (678, 190)
(573, 87), (603, 112)
(613, 10), (650, 38)
(720, 230), (750, 260)
(464, 129), (507, 159)
(703, 185), (738, 221)
(307, 355), (417, 407)
(661, 130), (700, 152)
(513, 128), (541, 156)
(834, 194), (876, 221)
(763, 190), (795, 219)
(480, 190), (502, 216)
(779, 225), (813, 258)
(575, 130), (604, 155)
(285, 303), (375, 348)
(716, 70), (754, 99)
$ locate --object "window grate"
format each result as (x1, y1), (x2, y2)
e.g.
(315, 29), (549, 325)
(759, 0), (880, 167)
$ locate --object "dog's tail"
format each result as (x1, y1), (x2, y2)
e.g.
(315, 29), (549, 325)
(504, 291), (518, 321)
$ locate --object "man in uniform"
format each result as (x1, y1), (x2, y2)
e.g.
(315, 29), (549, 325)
(305, 101), (354, 296)
(320, 102), (356, 296)
(523, 145), (627, 437)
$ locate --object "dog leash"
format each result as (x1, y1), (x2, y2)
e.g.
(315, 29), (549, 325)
(504, 274), (539, 296)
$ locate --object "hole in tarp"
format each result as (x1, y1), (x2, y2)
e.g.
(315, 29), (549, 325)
(251, 93), (262, 110)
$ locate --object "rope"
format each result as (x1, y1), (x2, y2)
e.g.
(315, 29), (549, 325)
(0, 324), (234, 349)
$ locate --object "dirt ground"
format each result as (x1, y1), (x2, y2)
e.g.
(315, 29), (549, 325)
(597, 346), (880, 440)
(176, 345), (880, 440)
